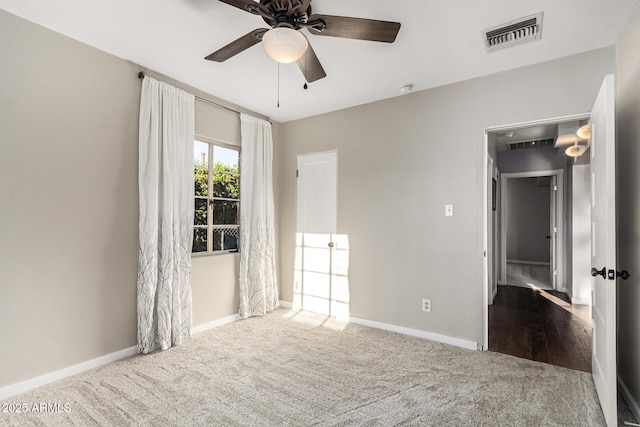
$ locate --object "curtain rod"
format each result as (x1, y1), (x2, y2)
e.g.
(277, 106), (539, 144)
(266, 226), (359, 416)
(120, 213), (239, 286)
(137, 71), (243, 117)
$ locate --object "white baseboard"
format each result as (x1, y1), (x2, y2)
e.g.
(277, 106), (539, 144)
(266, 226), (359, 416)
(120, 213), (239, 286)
(1, 314), (244, 401)
(507, 260), (550, 266)
(278, 300), (293, 309)
(619, 375), (640, 424)
(571, 296), (591, 306)
(192, 313), (241, 334)
(0, 345), (137, 401)
(349, 316), (477, 351)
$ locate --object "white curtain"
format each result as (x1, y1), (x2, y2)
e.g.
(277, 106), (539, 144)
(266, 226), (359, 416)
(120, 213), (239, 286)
(239, 114), (279, 318)
(137, 76), (195, 354)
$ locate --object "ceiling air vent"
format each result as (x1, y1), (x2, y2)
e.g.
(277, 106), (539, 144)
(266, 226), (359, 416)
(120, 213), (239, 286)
(507, 138), (555, 151)
(483, 12), (543, 52)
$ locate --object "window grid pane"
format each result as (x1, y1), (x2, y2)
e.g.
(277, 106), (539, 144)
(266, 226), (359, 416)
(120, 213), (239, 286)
(193, 140), (241, 254)
(213, 226), (239, 251)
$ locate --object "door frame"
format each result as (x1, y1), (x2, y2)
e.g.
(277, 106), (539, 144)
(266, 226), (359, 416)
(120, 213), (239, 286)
(500, 169), (564, 292)
(487, 154), (495, 305)
(295, 150), (339, 316)
(482, 112), (590, 350)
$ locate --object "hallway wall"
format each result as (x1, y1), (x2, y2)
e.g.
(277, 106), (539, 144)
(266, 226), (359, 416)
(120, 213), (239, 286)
(505, 177), (551, 264)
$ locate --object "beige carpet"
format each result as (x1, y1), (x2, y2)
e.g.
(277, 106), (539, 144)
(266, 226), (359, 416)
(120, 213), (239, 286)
(1, 309), (605, 426)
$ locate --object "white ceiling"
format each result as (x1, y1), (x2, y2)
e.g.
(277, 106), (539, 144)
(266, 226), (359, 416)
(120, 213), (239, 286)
(1, 0), (637, 122)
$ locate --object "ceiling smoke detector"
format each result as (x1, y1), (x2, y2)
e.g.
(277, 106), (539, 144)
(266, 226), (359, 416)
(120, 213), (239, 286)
(399, 84), (414, 94)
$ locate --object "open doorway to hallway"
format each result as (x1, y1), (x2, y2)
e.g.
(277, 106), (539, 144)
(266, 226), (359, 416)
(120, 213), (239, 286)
(485, 117), (593, 372)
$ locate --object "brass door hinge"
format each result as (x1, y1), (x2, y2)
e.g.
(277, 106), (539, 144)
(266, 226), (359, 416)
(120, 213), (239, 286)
(296, 169), (299, 178)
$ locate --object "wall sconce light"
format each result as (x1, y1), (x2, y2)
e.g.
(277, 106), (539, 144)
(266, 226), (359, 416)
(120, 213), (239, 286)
(576, 124), (591, 140)
(566, 144), (587, 158)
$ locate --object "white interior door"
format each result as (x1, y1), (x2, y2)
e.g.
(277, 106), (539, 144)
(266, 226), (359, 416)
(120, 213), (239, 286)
(295, 151), (338, 316)
(590, 74), (617, 427)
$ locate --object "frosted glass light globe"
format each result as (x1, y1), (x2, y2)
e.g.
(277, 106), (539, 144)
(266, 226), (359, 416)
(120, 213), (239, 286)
(262, 28), (307, 64)
(566, 144), (587, 158)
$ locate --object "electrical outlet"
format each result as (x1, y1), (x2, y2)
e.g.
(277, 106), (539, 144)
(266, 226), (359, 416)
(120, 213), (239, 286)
(422, 299), (432, 313)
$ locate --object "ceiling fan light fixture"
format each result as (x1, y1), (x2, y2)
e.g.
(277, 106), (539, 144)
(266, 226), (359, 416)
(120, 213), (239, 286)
(577, 124), (591, 140)
(262, 28), (307, 64)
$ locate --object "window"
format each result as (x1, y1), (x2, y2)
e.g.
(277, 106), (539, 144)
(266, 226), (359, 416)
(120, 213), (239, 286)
(193, 140), (240, 254)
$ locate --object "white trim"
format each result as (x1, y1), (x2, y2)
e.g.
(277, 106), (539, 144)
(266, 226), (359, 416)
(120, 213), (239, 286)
(501, 170), (562, 179)
(507, 260), (551, 266)
(485, 113), (591, 134)
(570, 297), (591, 306)
(0, 346), (138, 401)
(349, 316), (477, 351)
(194, 133), (240, 150)
(482, 133), (489, 350)
(491, 285), (498, 304)
(278, 300), (293, 309)
(192, 313), (241, 334)
(619, 375), (640, 423)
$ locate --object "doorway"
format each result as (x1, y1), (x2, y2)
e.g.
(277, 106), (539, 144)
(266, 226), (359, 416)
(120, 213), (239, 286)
(294, 151), (350, 320)
(483, 76), (623, 425)
(483, 115), (593, 372)
(501, 171), (562, 291)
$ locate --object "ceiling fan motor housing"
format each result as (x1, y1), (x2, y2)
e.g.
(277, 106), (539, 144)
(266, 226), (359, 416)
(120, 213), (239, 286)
(260, 0), (311, 28)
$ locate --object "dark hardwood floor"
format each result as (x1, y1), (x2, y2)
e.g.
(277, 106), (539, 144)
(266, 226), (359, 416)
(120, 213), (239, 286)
(489, 285), (592, 372)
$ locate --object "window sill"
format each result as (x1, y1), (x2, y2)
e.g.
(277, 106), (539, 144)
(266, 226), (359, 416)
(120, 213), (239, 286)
(191, 250), (239, 258)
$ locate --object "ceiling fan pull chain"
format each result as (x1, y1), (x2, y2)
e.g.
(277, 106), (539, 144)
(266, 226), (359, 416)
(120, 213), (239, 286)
(277, 62), (280, 108)
(304, 47), (308, 89)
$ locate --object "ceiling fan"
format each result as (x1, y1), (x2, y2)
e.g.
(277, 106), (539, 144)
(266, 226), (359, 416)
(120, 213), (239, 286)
(205, 0), (401, 83)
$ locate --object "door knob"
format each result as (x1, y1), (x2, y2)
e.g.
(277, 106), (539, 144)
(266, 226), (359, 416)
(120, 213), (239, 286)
(591, 267), (606, 278)
(617, 270), (631, 280)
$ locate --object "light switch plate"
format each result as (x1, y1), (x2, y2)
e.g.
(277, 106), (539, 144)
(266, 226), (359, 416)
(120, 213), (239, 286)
(445, 204), (454, 217)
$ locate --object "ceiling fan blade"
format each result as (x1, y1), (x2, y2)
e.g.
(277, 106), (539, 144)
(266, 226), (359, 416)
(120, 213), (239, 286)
(308, 14), (401, 43)
(293, 0), (311, 14)
(217, 0), (270, 16)
(296, 40), (326, 83)
(205, 29), (268, 62)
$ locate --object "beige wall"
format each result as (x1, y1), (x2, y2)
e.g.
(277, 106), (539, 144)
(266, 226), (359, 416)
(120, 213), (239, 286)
(191, 100), (243, 325)
(0, 10), (139, 387)
(278, 47), (615, 344)
(0, 10), (272, 388)
(190, 102), (282, 326)
(616, 4), (640, 419)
